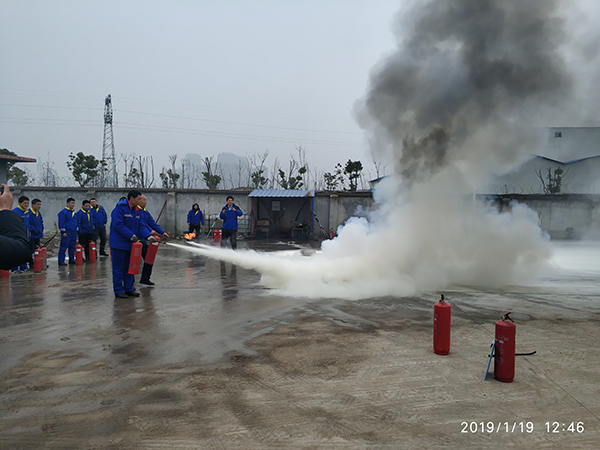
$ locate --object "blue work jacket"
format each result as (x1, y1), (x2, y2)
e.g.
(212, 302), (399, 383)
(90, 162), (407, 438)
(89, 204), (108, 227)
(109, 198), (151, 251)
(219, 204), (243, 230)
(140, 208), (165, 235)
(187, 209), (205, 226)
(75, 209), (94, 234)
(58, 207), (78, 233)
(28, 208), (44, 239)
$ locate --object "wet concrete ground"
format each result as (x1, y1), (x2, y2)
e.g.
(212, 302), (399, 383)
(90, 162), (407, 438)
(0, 240), (598, 449)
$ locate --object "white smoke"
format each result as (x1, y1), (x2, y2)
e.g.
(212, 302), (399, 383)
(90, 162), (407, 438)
(171, 169), (551, 300)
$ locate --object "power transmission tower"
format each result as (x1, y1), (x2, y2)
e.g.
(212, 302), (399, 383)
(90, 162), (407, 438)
(101, 94), (118, 187)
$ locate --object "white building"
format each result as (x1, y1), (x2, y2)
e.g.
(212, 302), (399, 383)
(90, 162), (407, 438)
(489, 127), (600, 195)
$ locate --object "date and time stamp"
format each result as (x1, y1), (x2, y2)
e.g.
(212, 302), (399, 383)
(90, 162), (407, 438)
(460, 421), (585, 434)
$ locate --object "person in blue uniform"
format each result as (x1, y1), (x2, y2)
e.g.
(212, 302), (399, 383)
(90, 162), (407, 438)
(0, 184), (31, 271)
(58, 198), (78, 266)
(75, 200), (93, 262)
(28, 198), (44, 263)
(219, 195), (243, 250)
(89, 197), (108, 256)
(11, 195), (30, 271)
(109, 190), (151, 298)
(186, 203), (204, 236)
(138, 195), (169, 286)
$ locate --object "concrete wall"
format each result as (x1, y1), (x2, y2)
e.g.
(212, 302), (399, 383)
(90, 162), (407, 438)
(486, 194), (600, 239)
(11, 187), (600, 240)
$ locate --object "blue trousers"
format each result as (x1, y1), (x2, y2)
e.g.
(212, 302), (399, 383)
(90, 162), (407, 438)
(111, 248), (134, 295)
(58, 232), (77, 263)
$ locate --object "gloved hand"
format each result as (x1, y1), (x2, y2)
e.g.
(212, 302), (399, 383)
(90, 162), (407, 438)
(130, 235), (139, 242)
(148, 236), (157, 242)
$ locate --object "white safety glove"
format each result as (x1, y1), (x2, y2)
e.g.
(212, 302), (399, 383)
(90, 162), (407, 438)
(130, 235), (139, 242)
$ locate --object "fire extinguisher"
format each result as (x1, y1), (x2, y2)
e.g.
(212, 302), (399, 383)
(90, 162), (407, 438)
(41, 247), (47, 270)
(33, 249), (43, 273)
(494, 312), (516, 383)
(89, 241), (97, 263)
(144, 236), (161, 264)
(433, 294), (451, 355)
(75, 244), (83, 265)
(214, 229), (222, 243)
(128, 241), (143, 275)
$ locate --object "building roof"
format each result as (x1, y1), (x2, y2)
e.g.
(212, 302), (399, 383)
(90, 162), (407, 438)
(533, 154), (600, 165)
(0, 155), (37, 163)
(248, 189), (315, 198)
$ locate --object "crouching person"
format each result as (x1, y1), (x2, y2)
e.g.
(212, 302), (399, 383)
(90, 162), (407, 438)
(109, 190), (151, 298)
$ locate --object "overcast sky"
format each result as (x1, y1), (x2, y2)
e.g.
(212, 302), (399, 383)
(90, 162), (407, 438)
(0, 0), (402, 183)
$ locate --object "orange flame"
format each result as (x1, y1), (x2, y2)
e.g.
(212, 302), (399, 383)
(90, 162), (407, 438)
(184, 232), (196, 240)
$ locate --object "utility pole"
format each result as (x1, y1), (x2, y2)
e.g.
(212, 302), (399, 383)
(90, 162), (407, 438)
(101, 94), (118, 187)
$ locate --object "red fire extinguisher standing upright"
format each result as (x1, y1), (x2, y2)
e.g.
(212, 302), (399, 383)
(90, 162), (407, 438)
(75, 244), (83, 265)
(494, 312), (516, 383)
(33, 249), (43, 273)
(433, 294), (451, 355)
(41, 247), (47, 270)
(128, 241), (144, 275)
(89, 241), (97, 263)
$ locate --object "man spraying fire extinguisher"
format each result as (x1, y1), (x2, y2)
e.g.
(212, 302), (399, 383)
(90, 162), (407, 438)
(109, 190), (152, 299)
(137, 194), (169, 286)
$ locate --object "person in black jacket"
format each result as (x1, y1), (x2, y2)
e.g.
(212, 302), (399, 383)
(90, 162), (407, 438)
(0, 184), (31, 270)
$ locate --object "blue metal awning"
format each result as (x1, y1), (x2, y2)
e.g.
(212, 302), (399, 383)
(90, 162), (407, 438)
(248, 189), (315, 198)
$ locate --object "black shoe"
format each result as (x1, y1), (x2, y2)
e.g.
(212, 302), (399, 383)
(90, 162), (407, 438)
(100, 253), (108, 257)
(58, 263), (67, 266)
(115, 293), (129, 299)
(125, 291), (140, 297)
(139, 279), (155, 286)
(68, 261), (76, 265)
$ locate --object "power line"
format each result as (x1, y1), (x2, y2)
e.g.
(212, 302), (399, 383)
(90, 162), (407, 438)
(0, 102), (361, 135)
(114, 121), (362, 146)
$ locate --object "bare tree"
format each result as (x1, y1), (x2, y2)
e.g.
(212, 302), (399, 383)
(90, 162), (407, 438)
(372, 157), (386, 180)
(121, 152), (134, 187)
(235, 156), (249, 188)
(269, 157), (280, 189)
(248, 150), (270, 189)
(136, 154), (155, 188)
(37, 152), (60, 187)
(295, 145), (310, 189)
(277, 150), (307, 190)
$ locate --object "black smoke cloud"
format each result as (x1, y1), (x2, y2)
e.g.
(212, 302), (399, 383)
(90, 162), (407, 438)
(355, 0), (572, 185)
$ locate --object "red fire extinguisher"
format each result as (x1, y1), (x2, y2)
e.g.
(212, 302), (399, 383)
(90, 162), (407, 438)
(75, 244), (83, 265)
(214, 229), (222, 243)
(0, 269), (9, 278)
(89, 241), (97, 263)
(41, 247), (47, 270)
(128, 241), (143, 275)
(144, 236), (161, 264)
(433, 294), (451, 355)
(494, 312), (516, 383)
(33, 249), (43, 273)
